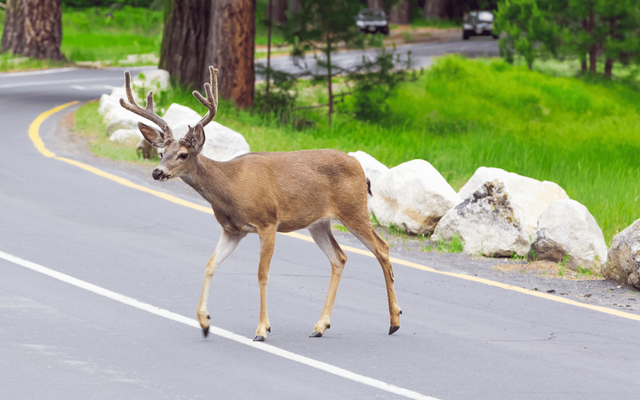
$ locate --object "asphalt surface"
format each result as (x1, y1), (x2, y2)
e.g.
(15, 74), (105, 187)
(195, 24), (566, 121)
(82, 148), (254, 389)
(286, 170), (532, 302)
(1, 41), (639, 400)
(256, 36), (499, 78)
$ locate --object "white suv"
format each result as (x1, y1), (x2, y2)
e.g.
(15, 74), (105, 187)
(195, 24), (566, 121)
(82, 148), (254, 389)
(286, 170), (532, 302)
(463, 11), (498, 40)
(355, 8), (390, 35)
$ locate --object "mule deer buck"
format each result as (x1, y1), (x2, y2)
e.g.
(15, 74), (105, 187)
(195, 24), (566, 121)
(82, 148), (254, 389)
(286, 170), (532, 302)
(119, 67), (402, 341)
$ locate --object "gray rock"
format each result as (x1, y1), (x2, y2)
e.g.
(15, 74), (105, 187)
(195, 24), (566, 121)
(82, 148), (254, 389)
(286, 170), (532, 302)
(458, 167), (569, 238)
(434, 180), (530, 257)
(604, 219), (640, 288)
(530, 199), (607, 273)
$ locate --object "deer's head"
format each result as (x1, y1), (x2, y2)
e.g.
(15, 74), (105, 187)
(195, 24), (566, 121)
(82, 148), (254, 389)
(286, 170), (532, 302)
(119, 67), (219, 181)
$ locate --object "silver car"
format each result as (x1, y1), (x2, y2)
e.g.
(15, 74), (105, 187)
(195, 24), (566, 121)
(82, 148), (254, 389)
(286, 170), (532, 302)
(462, 10), (498, 40)
(355, 8), (390, 35)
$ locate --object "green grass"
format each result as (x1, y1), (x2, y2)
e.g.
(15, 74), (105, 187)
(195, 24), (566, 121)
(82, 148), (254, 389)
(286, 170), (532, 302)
(410, 17), (460, 30)
(80, 56), (639, 244)
(61, 7), (163, 63)
(74, 101), (159, 165)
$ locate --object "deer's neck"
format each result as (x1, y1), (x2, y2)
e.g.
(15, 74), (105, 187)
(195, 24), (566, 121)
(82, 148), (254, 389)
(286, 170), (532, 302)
(180, 155), (236, 212)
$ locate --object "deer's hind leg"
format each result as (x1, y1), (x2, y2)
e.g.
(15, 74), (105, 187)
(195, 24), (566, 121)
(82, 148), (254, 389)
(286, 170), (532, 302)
(339, 212), (402, 335)
(308, 219), (347, 338)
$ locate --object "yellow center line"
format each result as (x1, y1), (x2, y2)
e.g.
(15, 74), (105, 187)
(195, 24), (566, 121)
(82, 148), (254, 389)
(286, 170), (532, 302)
(30, 101), (640, 323)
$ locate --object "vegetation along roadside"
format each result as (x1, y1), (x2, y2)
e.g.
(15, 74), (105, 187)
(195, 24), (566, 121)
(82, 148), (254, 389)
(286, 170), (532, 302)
(74, 56), (640, 246)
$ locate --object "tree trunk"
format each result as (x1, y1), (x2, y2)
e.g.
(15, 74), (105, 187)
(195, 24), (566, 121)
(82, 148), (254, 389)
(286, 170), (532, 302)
(604, 58), (613, 78)
(367, 0), (384, 9)
(390, 0), (409, 25)
(604, 18), (616, 79)
(588, 10), (596, 73)
(206, 0), (255, 109)
(581, 59), (587, 73)
(266, 0), (272, 100)
(159, 0), (211, 89)
(423, 0), (446, 19)
(271, 0), (287, 24)
(1, 0), (63, 60)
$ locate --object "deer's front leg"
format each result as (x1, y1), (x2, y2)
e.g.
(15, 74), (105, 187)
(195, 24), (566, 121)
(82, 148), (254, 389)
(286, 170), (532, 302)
(198, 230), (246, 337)
(254, 225), (276, 342)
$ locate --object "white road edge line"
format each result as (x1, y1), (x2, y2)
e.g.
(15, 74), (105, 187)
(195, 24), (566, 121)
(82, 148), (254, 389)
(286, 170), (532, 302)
(0, 77), (123, 89)
(0, 249), (439, 400)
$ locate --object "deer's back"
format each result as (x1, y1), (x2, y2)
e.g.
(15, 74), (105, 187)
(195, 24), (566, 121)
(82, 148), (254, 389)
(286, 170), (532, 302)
(227, 149), (368, 231)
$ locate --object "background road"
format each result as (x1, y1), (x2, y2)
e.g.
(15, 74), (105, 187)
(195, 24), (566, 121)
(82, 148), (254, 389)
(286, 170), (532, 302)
(256, 37), (499, 78)
(1, 40), (639, 400)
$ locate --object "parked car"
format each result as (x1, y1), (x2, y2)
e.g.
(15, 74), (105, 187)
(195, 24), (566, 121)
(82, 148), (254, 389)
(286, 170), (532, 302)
(355, 8), (390, 35)
(462, 10), (498, 40)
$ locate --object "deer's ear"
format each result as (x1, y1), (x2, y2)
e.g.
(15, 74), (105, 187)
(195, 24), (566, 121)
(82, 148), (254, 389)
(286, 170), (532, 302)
(180, 123), (206, 154)
(138, 122), (166, 148)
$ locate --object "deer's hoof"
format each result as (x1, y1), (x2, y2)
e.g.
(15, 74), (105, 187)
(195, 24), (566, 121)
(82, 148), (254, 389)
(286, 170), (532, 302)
(309, 331), (323, 338)
(253, 335), (265, 342)
(202, 326), (210, 338)
(389, 326), (400, 335)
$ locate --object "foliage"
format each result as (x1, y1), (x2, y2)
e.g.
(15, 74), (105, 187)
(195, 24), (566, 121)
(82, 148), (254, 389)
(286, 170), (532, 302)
(254, 64), (298, 117)
(282, 0), (365, 123)
(339, 46), (420, 122)
(61, 0), (161, 9)
(494, 0), (560, 69)
(494, 0), (640, 77)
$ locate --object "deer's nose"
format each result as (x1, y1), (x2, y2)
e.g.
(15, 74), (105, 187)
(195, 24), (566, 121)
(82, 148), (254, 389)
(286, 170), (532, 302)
(152, 168), (164, 180)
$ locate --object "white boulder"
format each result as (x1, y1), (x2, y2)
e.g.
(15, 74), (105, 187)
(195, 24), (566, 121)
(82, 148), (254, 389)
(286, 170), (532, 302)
(162, 103), (202, 129)
(604, 219), (640, 288)
(458, 167), (568, 239)
(434, 180), (530, 257)
(348, 151), (389, 186)
(110, 128), (143, 144)
(370, 159), (460, 234)
(530, 200), (607, 272)
(103, 107), (147, 129)
(202, 121), (250, 161)
(132, 69), (171, 91)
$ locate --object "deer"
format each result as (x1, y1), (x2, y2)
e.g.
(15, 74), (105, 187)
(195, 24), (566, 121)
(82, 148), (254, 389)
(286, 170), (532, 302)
(119, 66), (402, 341)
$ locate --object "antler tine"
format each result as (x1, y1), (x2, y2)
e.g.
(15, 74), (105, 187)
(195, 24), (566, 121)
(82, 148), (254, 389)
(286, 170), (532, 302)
(192, 66), (219, 128)
(119, 70), (173, 140)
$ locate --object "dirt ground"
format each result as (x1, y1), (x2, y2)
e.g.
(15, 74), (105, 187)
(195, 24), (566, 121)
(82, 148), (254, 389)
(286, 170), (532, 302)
(54, 110), (640, 316)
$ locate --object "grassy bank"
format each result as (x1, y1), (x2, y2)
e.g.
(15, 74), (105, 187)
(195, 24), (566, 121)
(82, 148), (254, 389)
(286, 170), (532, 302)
(80, 56), (639, 244)
(61, 6), (163, 63)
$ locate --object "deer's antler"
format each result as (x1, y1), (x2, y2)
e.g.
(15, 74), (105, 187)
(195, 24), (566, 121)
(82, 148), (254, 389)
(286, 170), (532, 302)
(192, 66), (219, 128)
(119, 70), (174, 141)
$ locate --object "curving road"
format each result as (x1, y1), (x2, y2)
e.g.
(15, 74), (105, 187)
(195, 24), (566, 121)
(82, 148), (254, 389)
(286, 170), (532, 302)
(1, 40), (639, 400)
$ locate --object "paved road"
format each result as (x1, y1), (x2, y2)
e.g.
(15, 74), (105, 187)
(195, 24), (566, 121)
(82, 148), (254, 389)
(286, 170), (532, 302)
(256, 36), (499, 77)
(1, 41), (639, 400)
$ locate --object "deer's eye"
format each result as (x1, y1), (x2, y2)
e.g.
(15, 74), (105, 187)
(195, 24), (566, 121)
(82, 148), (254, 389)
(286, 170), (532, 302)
(158, 151), (163, 159)
(178, 153), (188, 160)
